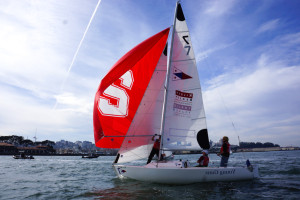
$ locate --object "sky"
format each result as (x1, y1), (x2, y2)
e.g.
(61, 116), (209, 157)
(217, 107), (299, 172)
(0, 0), (300, 146)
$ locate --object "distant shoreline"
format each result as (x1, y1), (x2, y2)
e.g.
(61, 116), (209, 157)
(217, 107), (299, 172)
(0, 153), (113, 156)
(1, 147), (299, 156)
(234, 146), (300, 152)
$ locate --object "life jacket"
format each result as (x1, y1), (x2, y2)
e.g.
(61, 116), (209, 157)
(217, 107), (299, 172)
(198, 155), (209, 167)
(220, 142), (230, 157)
(153, 139), (160, 149)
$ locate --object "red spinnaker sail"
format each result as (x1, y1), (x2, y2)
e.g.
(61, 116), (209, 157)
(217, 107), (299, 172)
(93, 28), (170, 148)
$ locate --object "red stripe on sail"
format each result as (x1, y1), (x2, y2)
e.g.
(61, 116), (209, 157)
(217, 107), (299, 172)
(93, 28), (170, 148)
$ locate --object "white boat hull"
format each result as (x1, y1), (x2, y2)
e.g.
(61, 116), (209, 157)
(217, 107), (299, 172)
(113, 161), (259, 184)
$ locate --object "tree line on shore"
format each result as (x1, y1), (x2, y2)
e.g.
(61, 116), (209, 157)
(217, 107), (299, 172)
(0, 135), (55, 147)
(1, 135), (280, 150)
(239, 142), (280, 148)
(0, 135), (115, 155)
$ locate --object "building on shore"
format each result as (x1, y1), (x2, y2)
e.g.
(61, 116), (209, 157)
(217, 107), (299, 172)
(0, 143), (18, 154)
(17, 145), (55, 155)
(0, 143), (55, 155)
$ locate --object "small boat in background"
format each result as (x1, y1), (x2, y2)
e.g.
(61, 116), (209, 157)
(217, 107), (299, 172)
(13, 151), (34, 159)
(82, 153), (99, 159)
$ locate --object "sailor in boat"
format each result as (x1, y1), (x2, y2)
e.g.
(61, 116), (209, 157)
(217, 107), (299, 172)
(147, 134), (162, 164)
(217, 136), (231, 167)
(196, 150), (209, 167)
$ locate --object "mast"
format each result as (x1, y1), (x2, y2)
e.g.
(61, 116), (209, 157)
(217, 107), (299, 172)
(159, 1), (179, 160)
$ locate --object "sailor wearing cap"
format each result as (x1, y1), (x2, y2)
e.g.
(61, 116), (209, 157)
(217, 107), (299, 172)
(196, 150), (209, 167)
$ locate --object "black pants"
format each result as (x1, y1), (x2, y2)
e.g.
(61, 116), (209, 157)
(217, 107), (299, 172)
(147, 148), (159, 164)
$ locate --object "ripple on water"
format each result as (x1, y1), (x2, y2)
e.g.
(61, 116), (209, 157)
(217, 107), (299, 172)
(1, 152), (300, 200)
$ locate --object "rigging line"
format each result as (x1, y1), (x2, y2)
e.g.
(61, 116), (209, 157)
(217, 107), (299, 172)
(104, 135), (156, 138)
(172, 58), (195, 62)
(202, 52), (247, 161)
(53, 0), (102, 110)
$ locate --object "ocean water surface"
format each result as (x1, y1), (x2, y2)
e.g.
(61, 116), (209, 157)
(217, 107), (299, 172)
(1, 150), (299, 199)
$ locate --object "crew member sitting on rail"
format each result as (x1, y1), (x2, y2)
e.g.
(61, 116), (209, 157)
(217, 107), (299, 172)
(196, 150), (209, 167)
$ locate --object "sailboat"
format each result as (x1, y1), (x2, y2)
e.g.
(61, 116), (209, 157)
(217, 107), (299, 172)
(93, 2), (259, 184)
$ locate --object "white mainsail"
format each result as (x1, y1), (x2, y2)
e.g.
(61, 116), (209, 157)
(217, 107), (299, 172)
(162, 3), (208, 151)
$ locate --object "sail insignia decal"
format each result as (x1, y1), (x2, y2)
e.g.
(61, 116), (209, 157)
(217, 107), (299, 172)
(173, 90), (193, 117)
(172, 67), (192, 80)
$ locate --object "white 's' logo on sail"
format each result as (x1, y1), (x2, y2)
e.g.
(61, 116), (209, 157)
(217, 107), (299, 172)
(98, 70), (134, 117)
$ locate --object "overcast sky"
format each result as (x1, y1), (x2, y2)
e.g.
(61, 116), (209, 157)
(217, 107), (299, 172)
(0, 0), (300, 146)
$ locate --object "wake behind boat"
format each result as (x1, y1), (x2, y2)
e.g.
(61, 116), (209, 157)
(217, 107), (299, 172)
(93, 1), (259, 184)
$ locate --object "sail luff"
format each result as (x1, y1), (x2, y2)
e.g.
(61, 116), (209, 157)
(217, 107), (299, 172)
(158, 1), (179, 160)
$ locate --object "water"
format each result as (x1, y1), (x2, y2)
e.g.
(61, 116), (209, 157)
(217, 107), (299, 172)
(1, 151), (299, 199)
